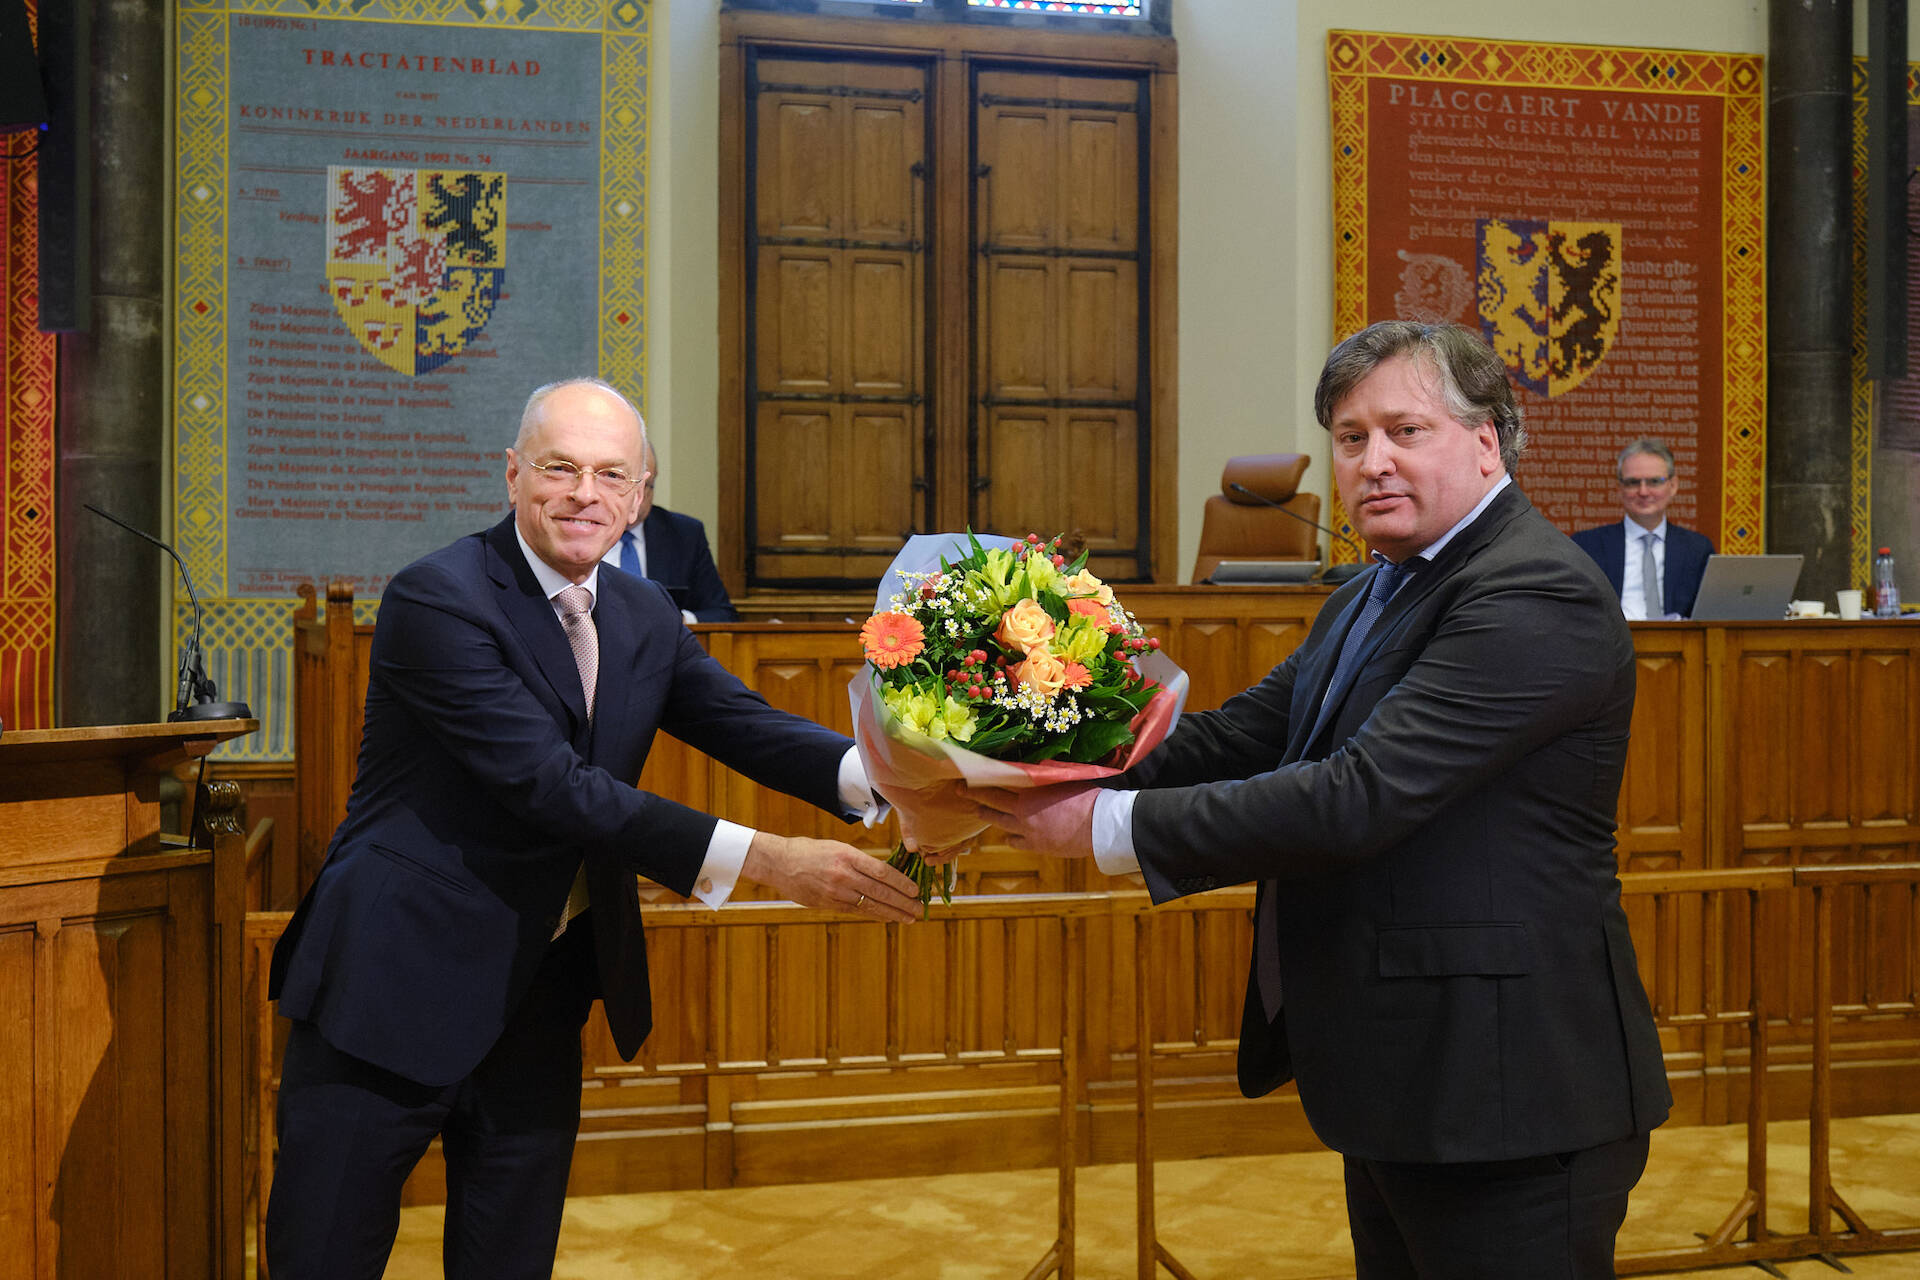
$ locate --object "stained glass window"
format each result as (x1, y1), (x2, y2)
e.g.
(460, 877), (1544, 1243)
(966, 0), (1145, 14)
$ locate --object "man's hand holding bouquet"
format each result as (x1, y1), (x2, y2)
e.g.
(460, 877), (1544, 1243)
(851, 532), (1188, 906)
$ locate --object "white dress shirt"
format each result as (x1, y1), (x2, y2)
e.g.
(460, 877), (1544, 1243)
(1619, 516), (1669, 622)
(1090, 476), (1514, 876)
(516, 526), (881, 906)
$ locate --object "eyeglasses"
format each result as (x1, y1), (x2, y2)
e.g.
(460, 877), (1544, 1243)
(523, 458), (642, 498)
(1619, 475), (1672, 491)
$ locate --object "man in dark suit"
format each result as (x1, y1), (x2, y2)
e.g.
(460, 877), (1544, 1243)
(265, 377), (920, 1280)
(602, 440), (741, 622)
(1570, 437), (1715, 619)
(976, 322), (1670, 1278)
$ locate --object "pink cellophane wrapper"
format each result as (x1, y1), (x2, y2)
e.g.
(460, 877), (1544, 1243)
(849, 533), (1190, 852)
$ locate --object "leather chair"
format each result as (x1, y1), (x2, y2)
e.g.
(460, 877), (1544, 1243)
(1190, 453), (1321, 583)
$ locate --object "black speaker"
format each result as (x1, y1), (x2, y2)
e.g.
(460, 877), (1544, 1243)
(0, 0), (48, 131)
(35, 0), (88, 332)
(1866, 0), (1909, 381)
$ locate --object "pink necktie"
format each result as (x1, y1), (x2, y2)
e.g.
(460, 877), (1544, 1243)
(553, 584), (597, 936)
(556, 583), (597, 722)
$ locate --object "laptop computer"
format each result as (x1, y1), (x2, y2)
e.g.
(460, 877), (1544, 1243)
(1208, 559), (1322, 585)
(1688, 553), (1805, 621)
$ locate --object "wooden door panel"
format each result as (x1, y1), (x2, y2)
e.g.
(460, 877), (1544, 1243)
(845, 411), (918, 546)
(980, 108), (1054, 246)
(847, 253), (917, 394)
(1063, 409), (1136, 548)
(849, 103), (917, 240)
(1063, 261), (1137, 398)
(977, 409), (1051, 537)
(985, 260), (1053, 396)
(758, 96), (839, 237)
(757, 249), (837, 393)
(754, 407), (835, 547)
(1062, 111), (1137, 251)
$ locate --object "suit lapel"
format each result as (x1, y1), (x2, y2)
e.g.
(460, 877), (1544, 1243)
(1297, 485), (1531, 755)
(483, 518), (591, 735)
(584, 576), (669, 766)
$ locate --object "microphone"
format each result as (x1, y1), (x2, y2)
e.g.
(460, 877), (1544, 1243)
(84, 504), (252, 722)
(1225, 483), (1370, 584)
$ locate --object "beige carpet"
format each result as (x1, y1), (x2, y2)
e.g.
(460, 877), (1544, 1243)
(383, 1115), (1920, 1278)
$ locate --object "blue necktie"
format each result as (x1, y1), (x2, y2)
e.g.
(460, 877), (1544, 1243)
(1258, 558), (1415, 1020)
(617, 529), (642, 577)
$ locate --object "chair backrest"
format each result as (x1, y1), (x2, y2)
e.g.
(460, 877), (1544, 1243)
(1191, 453), (1322, 583)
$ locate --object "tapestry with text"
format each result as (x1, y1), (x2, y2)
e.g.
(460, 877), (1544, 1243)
(175, 0), (647, 759)
(1328, 31), (1764, 563)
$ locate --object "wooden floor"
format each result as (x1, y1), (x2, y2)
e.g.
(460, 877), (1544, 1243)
(370, 1115), (1920, 1279)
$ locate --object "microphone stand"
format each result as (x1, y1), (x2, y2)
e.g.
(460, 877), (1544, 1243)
(1224, 483), (1370, 584)
(85, 504), (253, 722)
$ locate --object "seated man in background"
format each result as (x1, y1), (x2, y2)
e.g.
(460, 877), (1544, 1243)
(603, 439), (741, 622)
(1571, 437), (1715, 619)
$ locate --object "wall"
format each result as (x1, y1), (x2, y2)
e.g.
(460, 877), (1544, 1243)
(650, 2), (1920, 587)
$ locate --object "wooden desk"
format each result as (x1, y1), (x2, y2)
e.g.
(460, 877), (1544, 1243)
(282, 589), (1920, 1197)
(0, 719), (257, 1278)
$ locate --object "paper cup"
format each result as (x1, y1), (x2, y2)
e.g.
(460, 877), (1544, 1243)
(1837, 589), (1864, 620)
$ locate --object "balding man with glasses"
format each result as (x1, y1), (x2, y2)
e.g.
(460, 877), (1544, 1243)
(265, 377), (921, 1280)
(1571, 438), (1715, 620)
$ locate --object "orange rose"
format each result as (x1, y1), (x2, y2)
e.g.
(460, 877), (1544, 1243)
(1063, 569), (1114, 606)
(1066, 597), (1110, 628)
(1012, 648), (1067, 697)
(995, 598), (1056, 653)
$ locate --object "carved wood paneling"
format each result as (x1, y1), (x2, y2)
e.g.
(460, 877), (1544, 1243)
(284, 596), (1920, 1201)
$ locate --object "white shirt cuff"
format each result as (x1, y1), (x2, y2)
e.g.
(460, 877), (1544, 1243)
(838, 746), (890, 827)
(692, 820), (753, 907)
(681, 608), (699, 626)
(1091, 789), (1141, 876)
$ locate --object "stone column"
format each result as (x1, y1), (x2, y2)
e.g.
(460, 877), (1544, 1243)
(1766, 0), (1853, 601)
(54, 0), (167, 725)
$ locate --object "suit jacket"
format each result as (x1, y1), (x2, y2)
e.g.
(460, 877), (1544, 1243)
(269, 516), (850, 1086)
(1570, 519), (1715, 618)
(1124, 485), (1671, 1164)
(641, 507), (740, 622)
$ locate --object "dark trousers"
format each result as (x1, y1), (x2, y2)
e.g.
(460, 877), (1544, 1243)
(264, 921), (598, 1280)
(1343, 1130), (1651, 1280)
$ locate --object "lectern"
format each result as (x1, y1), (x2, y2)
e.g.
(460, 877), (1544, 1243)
(0, 719), (255, 1279)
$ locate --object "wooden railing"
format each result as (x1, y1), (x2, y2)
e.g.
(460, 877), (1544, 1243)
(245, 895), (1102, 1280)
(1122, 867), (1920, 1280)
(246, 867), (1920, 1279)
(270, 584), (1920, 1205)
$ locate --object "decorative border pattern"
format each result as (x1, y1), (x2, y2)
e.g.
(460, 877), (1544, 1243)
(1845, 59), (1916, 591)
(174, 0), (648, 760)
(1324, 31), (1767, 559)
(0, 0), (56, 731)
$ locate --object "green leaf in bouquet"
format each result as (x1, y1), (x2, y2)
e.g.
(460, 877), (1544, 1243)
(1072, 718), (1135, 763)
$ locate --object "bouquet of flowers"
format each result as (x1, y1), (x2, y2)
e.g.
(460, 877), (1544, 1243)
(851, 531), (1188, 905)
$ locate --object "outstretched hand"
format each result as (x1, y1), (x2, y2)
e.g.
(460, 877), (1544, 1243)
(970, 783), (1100, 858)
(743, 833), (923, 923)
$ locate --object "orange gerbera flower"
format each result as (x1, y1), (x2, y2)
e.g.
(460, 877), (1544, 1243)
(1060, 660), (1092, 690)
(1066, 597), (1110, 628)
(860, 611), (925, 669)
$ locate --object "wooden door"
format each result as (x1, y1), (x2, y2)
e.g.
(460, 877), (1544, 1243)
(973, 68), (1146, 583)
(748, 55), (930, 587)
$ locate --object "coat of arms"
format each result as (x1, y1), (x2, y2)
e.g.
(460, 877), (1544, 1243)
(1476, 217), (1621, 398)
(326, 167), (506, 376)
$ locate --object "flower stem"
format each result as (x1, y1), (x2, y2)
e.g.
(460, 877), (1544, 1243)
(887, 842), (955, 917)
